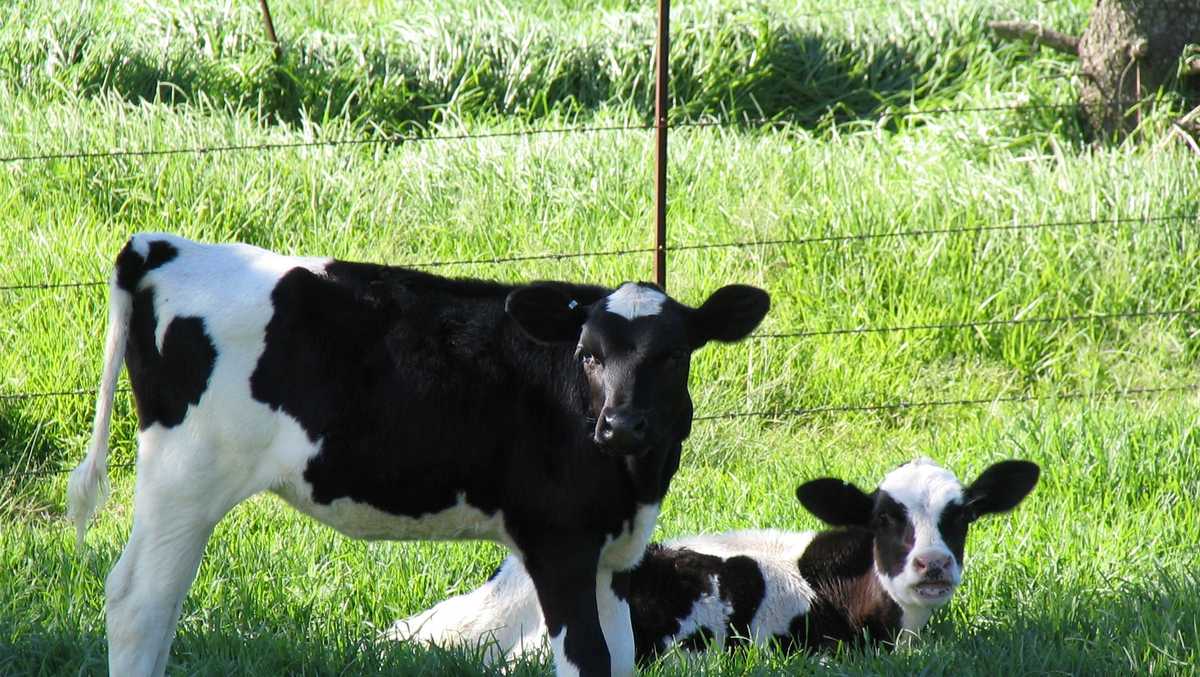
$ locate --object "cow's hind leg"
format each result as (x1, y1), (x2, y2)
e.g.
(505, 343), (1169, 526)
(105, 436), (258, 677)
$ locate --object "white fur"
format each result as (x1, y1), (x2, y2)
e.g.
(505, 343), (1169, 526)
(601, 503), (660, 570)
(596, 568), (635, 677)
(66, 233), (535, 677)
(386, 556), (546, 664)
(604, 283), (665, 320)
(668, 529), (817, 642)
(874, 458), (965, 626)
(548, 629), (579, 677)
(395, 528), (822, 660)
(66, 268), (129, 551)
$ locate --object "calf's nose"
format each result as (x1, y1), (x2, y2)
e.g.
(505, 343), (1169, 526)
(913, 552), (953, 575)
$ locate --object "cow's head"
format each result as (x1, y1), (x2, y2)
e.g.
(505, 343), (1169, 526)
(506, 281), (769, 456)
(795, 458), (1039, 613)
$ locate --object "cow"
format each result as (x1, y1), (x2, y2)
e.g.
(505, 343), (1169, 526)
(390, 458), (1039, 663)
(66, 232), (770, 677)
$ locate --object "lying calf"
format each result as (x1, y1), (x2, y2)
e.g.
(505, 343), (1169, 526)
(390, 458), (1039, 663)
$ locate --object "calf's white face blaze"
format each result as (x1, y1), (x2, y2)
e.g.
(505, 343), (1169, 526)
(874, 459), (966, 617)
(604, 283), (666, 320)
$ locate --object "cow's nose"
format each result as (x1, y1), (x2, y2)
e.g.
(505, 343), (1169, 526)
(913, 552), (953, 575)
(597, 411), (648, 451)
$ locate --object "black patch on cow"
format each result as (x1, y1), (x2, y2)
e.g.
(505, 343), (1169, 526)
(871, 493), (913, 577)
(937, 500), (968, 565)
(115, 239), (178, 292)
(521, 537), (611, 676)
(718, 555), (766, 647)
(124, 287), (217, 430)
(621, 544), (724, 662)
(780, 527), (903, 651)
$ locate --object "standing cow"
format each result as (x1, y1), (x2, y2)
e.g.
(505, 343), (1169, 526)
(67, 233), (769, 677)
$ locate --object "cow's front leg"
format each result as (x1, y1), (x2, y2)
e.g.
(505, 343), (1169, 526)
(524, 538), (631, 677)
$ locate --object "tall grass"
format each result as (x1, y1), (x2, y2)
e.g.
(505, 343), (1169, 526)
(1, 0), (1105, 134)
(1, 0), (1197, 674)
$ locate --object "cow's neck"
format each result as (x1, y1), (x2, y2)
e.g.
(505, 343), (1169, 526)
(803, 529), (903, 645)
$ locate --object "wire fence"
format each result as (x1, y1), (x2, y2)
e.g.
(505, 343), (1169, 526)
(2, 213), (1193, 293)
(4, 382), (1194, 482)
(0, 98), (1138, 167)
(1, 304), (1197, 403)
(0, 32), (1194, 487)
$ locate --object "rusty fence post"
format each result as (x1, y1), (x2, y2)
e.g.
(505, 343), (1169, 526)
(259, 0), (282, 61)
(653, 0), (670, 289)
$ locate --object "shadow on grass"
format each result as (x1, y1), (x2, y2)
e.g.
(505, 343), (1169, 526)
(2, 571), (1194, 676)
(0, 406), (71, 517)
(25, 10), (1003, 136)
(0, 614), (548, 677)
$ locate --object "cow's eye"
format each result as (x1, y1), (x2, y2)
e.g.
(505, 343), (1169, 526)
(876, 512), (901, 528)
(580, 352), (602, 368)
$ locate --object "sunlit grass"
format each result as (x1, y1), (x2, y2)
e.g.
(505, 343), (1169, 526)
(1, 0), (1198, 674)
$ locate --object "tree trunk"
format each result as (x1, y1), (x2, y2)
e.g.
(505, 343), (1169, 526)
(1077, 0), (1200, 138)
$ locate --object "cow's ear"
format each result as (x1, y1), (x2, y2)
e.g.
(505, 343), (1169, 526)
(795, 479), (875, 527)
(964, 460), (1040, 520)
(688, 285), (770, 347)
(506, 285), (589, 344)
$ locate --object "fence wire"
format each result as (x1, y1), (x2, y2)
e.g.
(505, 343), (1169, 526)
(4, 382), (1194, 482)
(692, 383), (1197, 422)
(1, 304), (1195, 403)
(0, 99), (1139, 166)
(2, 213), (1192, 294)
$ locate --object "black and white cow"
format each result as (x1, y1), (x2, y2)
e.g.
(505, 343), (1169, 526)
(66, 233), (769, 677)
(391, 458), (1039, 663)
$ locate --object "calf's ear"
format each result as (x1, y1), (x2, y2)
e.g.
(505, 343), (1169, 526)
(795, 479), (874, 527)
(506, 285), (589, 344)
(964, 460), (1040, 519)
(688, 284), (770, 347)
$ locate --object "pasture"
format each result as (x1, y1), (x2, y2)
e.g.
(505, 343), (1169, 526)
(1, 0), (1198, 674)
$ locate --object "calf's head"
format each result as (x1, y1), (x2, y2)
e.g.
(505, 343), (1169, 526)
(795, 458), (1039, 613)
(506, 282), (769, 455)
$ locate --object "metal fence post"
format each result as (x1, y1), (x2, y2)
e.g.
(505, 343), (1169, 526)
(259, 0), (282, 61)
(654, 0), (670, 289)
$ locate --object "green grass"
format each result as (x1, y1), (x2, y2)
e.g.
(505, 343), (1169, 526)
(2, 0), (1199, 674)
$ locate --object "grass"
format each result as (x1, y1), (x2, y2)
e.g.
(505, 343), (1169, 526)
(1, 0), (1199, 674)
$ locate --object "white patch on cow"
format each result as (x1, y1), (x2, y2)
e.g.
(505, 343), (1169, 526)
(387, 555), (546, 665)
(548, 628), (580, 677)
(874, 458), (965, 623)
(121, 233), (329, 352)
(604, 283), (666, 320)
(600, 502), (660, 570)
(671, 529), (818, 642)
(114, 235), (512, 548)
(664, 574), (732, 646)
(277, 485), (511, 543)
(596, 568), (635, 677)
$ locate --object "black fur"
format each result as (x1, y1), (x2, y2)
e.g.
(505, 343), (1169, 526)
(115, 239), (177, 292)
(871, 493), (913, 578)
(241, 260), (765, 677)
(124, 288), (217, 430)
(119, 241), (768, 677)
(785, 528), (902, 650)
(718, 555), (766, 646)
(617, 544), (726, 660)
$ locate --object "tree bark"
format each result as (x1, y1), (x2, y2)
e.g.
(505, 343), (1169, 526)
(1078, 0), (1200, 138)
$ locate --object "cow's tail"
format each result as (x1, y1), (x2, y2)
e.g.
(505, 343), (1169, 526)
(67, 266), (133, 551)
